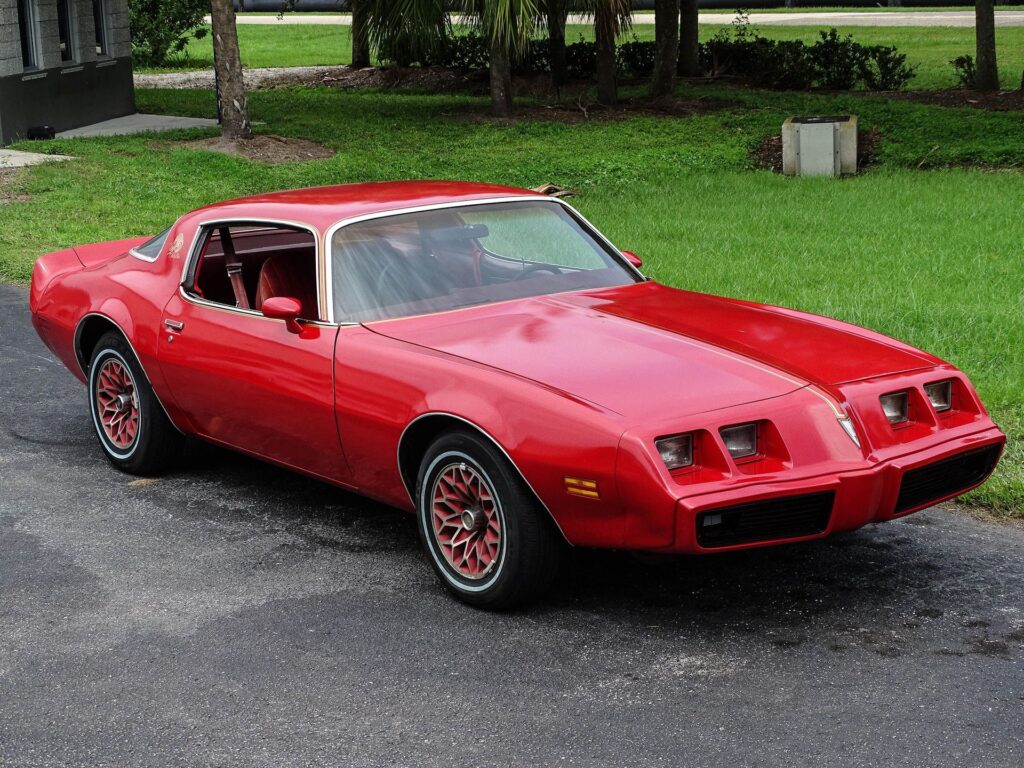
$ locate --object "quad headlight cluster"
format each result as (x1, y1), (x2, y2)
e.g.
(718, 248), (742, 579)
(719, 423), (758, 460)
(656, 422), (760, 471)
(655, 433), (693, 471)
(879, 391), (910, 425)
(924, 380), (952, 412)
(880, 380), (953, 426)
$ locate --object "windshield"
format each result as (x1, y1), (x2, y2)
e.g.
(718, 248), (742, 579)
(330, 200), (639, 323)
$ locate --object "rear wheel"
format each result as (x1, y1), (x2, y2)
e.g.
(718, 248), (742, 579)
(88, 331), (182, 474)
(415, 430), (564, 609)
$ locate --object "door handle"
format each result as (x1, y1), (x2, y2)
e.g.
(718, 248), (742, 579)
(163, 319), (184, 331)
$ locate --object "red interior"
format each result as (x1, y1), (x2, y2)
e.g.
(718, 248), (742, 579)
(193, 227), (318, 319)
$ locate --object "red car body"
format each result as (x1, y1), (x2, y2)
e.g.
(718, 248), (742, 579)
(30, 181), (1004, 556)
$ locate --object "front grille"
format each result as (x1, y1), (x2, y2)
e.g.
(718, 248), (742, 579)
(895, 444), (1001, 513)
(696, 492), (834, 548)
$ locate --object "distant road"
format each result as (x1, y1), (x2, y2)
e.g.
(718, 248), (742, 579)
(218, 10), (1024, 27)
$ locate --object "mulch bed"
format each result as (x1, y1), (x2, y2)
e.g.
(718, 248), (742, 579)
(754, 127), (882, 174)
(321, 65), (483, 94)
(884, 88), (1024, 112)
(151, 134), (335, 164)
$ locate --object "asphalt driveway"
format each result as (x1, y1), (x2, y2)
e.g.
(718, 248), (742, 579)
(1, 283), (1022, 767)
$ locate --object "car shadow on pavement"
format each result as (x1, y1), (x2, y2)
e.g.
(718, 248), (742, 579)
(176, 439), (959, 638)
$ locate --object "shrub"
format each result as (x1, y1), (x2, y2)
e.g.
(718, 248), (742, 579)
(617, 37), (656, 76)
(700, 33), (815, 90)
(700, 22), (913, 92)
(858, 45), (916, 91)
(808, 29), (865, 90)
(128, 0), (208, 67)
(433, 33), (489, 71)
(565, 38), (598, 79)
(516, 39), (551, 75)
(428, 34), (555, 75)
(950, 54), (977, 89)
(419, 22), (913, 93)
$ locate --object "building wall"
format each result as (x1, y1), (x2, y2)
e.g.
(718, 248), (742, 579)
(0, 0), (135, 144)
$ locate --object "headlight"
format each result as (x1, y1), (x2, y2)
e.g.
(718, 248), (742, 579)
(720, 423), (758, 459)
(924, 380), (952, 412)
(880, 391), (909, 424)
(656, 433), (693, 471)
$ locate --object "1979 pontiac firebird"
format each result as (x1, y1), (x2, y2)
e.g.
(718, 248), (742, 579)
(31, 182), (1005, 608)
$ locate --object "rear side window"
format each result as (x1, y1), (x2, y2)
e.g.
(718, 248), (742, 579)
(186, 223), (320, 321)
(132, 228), (171, 260)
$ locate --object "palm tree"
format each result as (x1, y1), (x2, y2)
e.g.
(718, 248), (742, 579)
(351, 0), (371, 68)
(974, 0), (999, 90)
(210, 0), (252, 139)
(678, 0), (699, 78)
(364, 0), (537, 116)
(464, 0), (543, 116)
(547, 0), (569, 88)
(650, 0), (679, 98)
(363, 0), (449, 69)
(592, 0), (630, 105)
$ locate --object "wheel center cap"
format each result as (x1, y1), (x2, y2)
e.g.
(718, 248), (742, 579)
(461, 508), (484, 532)
(115, 392), (133, 412)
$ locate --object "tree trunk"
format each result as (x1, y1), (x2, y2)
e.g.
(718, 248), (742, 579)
(351, 0), (371, 69)
(595, 6), (617, 105)
(678, 0), (699, 78)
(490, 36), (514, 117)
(651, 0), (680, 98)
(975, 0), (999, 90)
(210, 0), (252, 139)
(548, 0), (568, 88)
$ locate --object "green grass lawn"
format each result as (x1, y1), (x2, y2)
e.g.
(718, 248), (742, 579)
(147, 21), (1024, 91)
(0, 85), (1021, 514)
(146, 25), (356, 71)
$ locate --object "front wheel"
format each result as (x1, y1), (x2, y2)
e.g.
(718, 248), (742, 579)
(415, 430), (564, 610)
(88, 331), (182, 474)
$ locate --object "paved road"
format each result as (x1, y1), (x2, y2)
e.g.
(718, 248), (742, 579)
(1, 282), (1022, 767)
(217, 10), (1024, 27)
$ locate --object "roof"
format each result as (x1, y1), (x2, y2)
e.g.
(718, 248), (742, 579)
(183, 181), (543, 232)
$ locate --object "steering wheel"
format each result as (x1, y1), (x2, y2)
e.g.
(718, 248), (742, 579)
(515, 263), (563, 281)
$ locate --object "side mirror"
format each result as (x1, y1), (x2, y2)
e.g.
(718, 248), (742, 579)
(262, 296), (303, 334)
(621, 250), (643, 269)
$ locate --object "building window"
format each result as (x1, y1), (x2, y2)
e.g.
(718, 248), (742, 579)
(57, 0), (75, 62)
(17, 0), (38, 69)
(92, 0), (108, 56)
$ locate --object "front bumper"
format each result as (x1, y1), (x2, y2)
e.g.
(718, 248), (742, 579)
(666, 427), (1005, 554)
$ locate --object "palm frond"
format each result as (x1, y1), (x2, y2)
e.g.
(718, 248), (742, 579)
(364, 0), (450, 63)
(456, 0), (544, 55)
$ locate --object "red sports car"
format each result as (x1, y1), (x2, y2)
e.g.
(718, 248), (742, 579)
(30, 181), (1004, 608)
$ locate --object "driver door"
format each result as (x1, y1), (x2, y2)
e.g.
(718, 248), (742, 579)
(157, 220), (350, 484)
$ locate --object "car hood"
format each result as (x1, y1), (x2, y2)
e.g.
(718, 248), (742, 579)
(367, 282), (935, 421)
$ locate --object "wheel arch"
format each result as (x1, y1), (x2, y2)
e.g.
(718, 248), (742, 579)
(397, 412), (570, 544)
(75, 313), (123, 376)
(74, 311), (185, 435)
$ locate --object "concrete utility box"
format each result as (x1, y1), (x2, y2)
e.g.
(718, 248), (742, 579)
(782, 116), (858, 177)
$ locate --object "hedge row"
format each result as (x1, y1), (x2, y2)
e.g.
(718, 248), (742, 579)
(420, 28), (915, 92)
